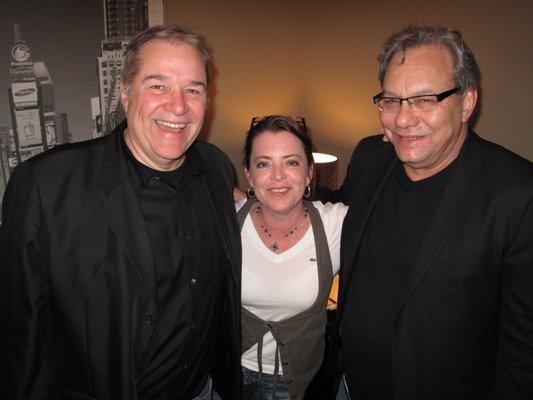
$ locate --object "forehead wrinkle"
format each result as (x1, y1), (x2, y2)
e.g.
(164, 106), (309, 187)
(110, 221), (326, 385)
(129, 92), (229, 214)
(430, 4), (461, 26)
(142, 74), (167, 83)
(384, 46), (455, 96)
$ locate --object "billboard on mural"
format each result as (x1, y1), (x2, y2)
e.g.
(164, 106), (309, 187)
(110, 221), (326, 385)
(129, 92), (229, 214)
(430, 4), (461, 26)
(11, 43), (32, 66)
(11, 81), (38, 106)
(19, 145), (44, 162)
(14, 108), (43, 147)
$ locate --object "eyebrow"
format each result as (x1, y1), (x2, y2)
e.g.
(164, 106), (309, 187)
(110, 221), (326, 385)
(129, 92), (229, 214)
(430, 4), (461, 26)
(381, 89), (439, 97)
(142, 74), (166, 83)
(141, 76), (207, 89)
(253, 154), (303, 161)
(189, 80), (207, 90)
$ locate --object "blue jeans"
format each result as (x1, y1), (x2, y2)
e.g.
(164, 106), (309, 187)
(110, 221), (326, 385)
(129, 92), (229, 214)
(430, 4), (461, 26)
(192, 376), (221, 400)
(242, 367), (304, 400)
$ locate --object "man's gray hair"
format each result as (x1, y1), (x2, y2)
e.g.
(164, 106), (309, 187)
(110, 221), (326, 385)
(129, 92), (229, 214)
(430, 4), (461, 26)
(121, 24), (212, 91)
(378, 25), (480, 92)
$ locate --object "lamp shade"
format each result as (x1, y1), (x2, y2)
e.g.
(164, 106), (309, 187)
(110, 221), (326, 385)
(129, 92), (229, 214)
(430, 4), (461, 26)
(312, 152), (338, 190)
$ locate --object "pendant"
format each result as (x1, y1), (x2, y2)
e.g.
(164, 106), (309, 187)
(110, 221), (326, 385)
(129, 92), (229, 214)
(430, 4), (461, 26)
(271, 241), (280, 251)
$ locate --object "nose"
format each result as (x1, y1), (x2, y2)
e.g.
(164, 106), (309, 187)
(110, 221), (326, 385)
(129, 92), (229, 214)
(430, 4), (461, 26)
(394, 100), (419, 128)
(165, 90), (189, 115)
(271, 164), (286, 181)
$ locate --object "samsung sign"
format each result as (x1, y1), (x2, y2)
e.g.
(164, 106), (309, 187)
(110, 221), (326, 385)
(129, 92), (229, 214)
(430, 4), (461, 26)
(11, 82), (38, 104)
(15, 87), (36, 97)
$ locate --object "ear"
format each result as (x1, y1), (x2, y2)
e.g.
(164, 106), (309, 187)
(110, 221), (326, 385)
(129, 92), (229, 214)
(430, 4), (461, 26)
(461, 88), (478, 123)
(244, 167), (253, 187)
(120, 81), (130, 113)
(306, 163), (314, 186)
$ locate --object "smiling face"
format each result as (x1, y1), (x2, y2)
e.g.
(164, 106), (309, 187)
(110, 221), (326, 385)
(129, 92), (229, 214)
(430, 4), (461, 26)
(120, 39), (207, 171)
(245, 130), (313, 217)
(380, 45), (477, 180)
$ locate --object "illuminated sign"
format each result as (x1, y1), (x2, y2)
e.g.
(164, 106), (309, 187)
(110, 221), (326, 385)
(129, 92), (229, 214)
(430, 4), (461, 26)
(19, 146), (44, 162)
(45, 122), (57, 146)
(11, 43), (31, 63)
(14, 108), (43, 148)
(15, 88), (35, 97)
(12, 82), (38, 105)
(8, 157), (19, 169)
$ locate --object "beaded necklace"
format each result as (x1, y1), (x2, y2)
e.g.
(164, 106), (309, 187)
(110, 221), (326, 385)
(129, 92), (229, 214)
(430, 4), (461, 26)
(255, 204), (308, 251)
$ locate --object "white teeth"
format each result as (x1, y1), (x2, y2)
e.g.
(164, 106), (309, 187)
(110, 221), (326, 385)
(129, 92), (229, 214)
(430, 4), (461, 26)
(155, 120), (186, 129)
(271, 188), (288, 193)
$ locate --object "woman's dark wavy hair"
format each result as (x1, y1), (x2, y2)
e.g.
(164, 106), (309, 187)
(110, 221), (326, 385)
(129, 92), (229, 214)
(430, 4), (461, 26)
(243, 115), (314, 169)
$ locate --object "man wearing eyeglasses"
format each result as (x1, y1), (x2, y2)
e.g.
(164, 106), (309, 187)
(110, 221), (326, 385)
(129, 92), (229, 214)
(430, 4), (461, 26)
(318, 25), (533, 399)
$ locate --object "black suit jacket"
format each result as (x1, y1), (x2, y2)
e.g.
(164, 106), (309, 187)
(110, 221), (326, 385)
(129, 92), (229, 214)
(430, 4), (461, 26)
(0, 122), (242, 400)
(320, 132), (533, 399)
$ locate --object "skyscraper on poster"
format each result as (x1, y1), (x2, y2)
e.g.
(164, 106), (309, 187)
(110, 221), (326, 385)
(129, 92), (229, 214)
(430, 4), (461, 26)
(7, 23), (70, 167)
(95, 0), (165, 137)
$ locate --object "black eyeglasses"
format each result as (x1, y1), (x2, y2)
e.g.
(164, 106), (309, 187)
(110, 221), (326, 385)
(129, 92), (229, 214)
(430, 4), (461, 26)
(250, 115), (307, 132)
(373, 87), (462, 113)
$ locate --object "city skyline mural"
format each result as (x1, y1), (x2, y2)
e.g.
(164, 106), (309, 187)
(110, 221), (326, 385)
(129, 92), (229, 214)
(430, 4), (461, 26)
(0, 0), (165, 218)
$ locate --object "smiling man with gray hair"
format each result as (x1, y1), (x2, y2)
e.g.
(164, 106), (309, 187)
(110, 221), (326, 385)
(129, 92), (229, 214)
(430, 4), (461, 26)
(0, 25), (241, 400)
(317, 25), (533, 399)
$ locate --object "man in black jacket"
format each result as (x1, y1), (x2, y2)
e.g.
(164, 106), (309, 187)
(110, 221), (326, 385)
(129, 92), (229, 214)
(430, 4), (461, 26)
(0, 25), (241, 400)
(320, 25), (533, 399)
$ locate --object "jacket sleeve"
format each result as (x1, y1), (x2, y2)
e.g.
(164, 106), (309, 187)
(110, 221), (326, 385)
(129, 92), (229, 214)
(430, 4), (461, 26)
(493, 197), (533, 399)
(0, 162), (55, 399)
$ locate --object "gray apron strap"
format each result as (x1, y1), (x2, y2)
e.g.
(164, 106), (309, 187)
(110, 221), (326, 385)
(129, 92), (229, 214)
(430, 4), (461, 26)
(304, 199), (333, 296)
(237, 199), (258, 229)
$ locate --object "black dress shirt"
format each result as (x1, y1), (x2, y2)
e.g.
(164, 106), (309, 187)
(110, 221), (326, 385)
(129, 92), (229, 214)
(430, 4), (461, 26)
(124, 141), (226, 399)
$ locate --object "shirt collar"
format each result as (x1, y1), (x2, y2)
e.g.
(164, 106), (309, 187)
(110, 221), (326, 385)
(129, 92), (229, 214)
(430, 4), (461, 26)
(121, 133), (204, 192)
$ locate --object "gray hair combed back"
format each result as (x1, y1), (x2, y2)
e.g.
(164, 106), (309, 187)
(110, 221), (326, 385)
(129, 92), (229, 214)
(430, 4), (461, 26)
(377, 25), (480, 92)
(121, 24), (212, 89)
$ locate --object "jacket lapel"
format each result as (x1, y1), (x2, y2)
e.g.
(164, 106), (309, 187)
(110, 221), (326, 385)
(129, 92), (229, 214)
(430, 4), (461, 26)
(203, 172), (241, 288)
(95, 125), (157, 302)
(396, 131), (483, 317)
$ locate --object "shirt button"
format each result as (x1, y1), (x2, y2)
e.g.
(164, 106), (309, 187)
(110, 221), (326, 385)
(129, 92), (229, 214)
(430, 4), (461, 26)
(282, 362), (288, 366)
(191, 278), (197, 285)
(145, 314), (156, 325)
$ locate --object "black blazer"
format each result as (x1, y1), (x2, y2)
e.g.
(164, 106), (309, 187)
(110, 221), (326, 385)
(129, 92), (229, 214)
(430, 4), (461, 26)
(0, 122), (242, 400)
(321, 132), (533, 399)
